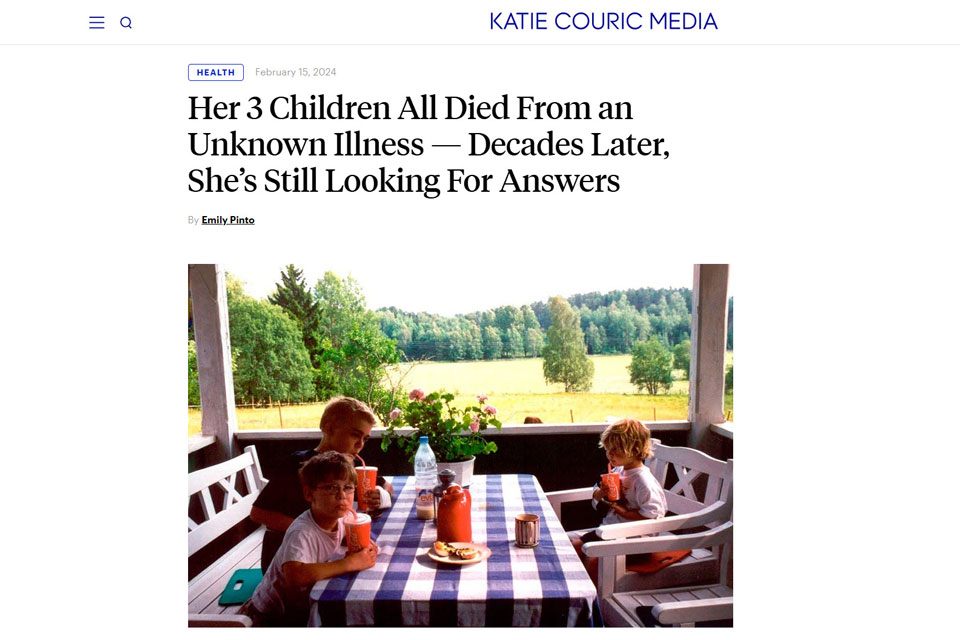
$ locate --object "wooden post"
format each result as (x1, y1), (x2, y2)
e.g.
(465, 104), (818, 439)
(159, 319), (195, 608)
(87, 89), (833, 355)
(278, 403), (283, 428)
(189, 264), (239, 464)
(653, 407), (657, 421)
(688, 264), (730, 448)
(570, 409), (574, 423)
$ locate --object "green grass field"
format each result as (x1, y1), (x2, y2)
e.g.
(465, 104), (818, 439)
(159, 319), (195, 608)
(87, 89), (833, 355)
(188, 352), (733, 436)
(397, 354), (688, 396)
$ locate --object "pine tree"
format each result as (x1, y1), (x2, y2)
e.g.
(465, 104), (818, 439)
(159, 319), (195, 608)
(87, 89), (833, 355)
(268, 264), (321, 362)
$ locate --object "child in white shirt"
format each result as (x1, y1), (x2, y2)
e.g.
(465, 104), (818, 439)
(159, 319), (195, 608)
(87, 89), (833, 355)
(244, 451), (378, 626)
(571, 419), (667, 584)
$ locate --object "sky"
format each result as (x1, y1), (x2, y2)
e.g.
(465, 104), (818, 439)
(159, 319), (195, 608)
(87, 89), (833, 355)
(224, 260), (732, 316)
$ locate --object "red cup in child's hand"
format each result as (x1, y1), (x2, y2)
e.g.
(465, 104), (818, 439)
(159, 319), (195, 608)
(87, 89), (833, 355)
(600, 472), (621, 502)
(355, 466), (378, 512)
(344, 512), (372, 553)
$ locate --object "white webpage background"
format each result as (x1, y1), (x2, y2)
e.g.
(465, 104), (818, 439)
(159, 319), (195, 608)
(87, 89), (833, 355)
(2, 2), (958, 636)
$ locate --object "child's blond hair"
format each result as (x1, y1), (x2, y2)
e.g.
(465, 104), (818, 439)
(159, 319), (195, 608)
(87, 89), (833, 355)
(298, 451), (358, 490)
(599, 419), (653, 461)
(319, 396), (377, 433)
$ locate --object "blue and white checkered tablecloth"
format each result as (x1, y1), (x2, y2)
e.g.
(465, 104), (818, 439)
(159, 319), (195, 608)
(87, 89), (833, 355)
(308, 474), (597, 627)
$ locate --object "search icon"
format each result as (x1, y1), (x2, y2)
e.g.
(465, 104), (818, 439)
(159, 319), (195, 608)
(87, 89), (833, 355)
(120, 16), (133, 29)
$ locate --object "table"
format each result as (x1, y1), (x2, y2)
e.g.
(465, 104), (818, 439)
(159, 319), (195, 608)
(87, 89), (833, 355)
(308, 474), (597, 626)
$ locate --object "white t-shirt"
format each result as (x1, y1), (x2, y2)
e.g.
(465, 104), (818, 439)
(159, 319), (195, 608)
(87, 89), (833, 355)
(250, 509), (345, 620)
(601, 464), (668, 526)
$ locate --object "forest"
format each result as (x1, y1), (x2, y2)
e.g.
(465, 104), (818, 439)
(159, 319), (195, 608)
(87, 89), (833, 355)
(188, 265), (734, 422)
(377, 286), (712, 362)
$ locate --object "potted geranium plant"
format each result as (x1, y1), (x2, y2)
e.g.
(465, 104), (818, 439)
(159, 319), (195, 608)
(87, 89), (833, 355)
(380, 389), (502, 486)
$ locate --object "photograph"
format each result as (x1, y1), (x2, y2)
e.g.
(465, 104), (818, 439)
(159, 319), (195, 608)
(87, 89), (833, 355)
(187, 262), (733, 627)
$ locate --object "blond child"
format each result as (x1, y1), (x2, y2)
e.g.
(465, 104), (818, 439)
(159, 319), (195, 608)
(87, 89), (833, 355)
(251, 396), (394, 570)
(244, 452), (378, 626)
(571, 419), (667, 584)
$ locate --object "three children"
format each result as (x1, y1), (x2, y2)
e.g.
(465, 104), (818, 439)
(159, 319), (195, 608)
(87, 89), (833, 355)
(240, 405), (664, 622)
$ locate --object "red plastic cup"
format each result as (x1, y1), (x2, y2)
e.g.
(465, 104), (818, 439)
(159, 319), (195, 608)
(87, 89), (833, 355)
(356, 466), (378, 512)
(344, 512), (372, 553)
(600, 472), (621, 502)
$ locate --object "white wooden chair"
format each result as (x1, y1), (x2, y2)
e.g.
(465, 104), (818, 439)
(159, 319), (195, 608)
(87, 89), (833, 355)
(188, 445), (268, 627)
(545, 441), (733, 592)
(650, 596), (733, 627)
(583, 521), (733, 627)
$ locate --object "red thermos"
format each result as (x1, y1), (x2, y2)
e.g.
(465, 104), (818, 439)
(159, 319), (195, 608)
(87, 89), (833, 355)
(437, 483), (472, 543)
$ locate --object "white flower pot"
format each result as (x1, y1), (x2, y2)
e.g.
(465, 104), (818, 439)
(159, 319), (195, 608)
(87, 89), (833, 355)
(438, 456), (475, 488)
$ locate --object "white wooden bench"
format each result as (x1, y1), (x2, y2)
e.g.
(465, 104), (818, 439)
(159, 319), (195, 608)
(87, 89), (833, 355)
(545, 441), (733, 593)
(591, 521), (734, 627)
(188, 445), (268, 627)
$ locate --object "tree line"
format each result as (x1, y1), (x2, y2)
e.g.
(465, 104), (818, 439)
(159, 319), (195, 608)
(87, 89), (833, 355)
(539, 295), (703, 396)
(188, 265), (733, 419)
(377, 286), (703, 362)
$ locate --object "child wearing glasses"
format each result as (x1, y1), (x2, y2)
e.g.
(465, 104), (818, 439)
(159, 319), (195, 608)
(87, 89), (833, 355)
(251, 396), (394, 571)
(243, 451), (379, 626)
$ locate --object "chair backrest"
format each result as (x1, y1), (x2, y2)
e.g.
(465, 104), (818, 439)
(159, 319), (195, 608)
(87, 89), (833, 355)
(188, 445), (266, 556)
(647, 442), (733, 517)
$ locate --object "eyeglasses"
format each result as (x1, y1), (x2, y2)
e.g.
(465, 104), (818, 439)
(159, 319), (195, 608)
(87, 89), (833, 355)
(314, 483), (356, 496)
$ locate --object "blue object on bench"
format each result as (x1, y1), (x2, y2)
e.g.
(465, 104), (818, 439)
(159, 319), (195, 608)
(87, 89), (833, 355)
(218, 568), (263, 606)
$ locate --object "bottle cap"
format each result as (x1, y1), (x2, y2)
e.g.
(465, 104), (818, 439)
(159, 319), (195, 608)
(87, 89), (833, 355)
(419, 436), (429, 444)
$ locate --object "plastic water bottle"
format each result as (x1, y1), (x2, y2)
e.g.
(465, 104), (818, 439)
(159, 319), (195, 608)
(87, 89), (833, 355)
(414, 436), (438, 520)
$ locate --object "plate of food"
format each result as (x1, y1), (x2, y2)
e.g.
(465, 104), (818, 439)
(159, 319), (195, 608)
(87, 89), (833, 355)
(427, 541), (492, 565)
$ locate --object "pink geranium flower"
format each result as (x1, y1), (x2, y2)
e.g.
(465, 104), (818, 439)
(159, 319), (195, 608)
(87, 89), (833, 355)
(380, 389), (502, 464)
(477, 393), (488, 403)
